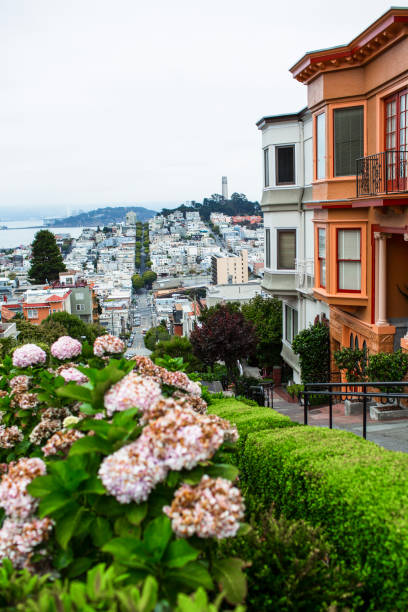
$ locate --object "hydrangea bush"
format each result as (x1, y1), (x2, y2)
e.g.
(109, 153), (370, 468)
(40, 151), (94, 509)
(0, 337), (247, 605)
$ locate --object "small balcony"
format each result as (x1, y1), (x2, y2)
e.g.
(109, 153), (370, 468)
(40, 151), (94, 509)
(356, 150), (408, 197)
(295, 259), (314, 294)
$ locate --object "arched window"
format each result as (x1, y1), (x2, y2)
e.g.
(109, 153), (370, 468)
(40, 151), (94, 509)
(362, 340), (367, 354)
(355, 336), (359, 349)
(350, 333), (354, 348)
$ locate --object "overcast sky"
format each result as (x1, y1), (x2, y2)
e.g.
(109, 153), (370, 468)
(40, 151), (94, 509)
(0, 0), (403, 215)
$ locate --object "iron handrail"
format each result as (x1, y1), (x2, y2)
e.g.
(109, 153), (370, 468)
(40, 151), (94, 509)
(301, 380), (408, 440)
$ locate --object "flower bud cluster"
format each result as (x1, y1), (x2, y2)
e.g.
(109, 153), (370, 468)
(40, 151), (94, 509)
(0, 458), (46, 520)
(93, 334), (125, 357)
(50, 336), (82, 360)
(56, 365), (88, 384)
(0, 425), (23, 449)
(9, 375), (31, 392)
(164, 475), (244, 539)
(132, 356), (201, 396)
(0, 517), (53, 569)
(42, 429), (84, 457)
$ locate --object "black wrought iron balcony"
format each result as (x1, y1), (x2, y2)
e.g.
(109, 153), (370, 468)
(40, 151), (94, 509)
(356, 150), (408, 197)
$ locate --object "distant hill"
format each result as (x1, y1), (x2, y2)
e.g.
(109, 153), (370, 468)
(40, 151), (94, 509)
(161, 193), (261, 222)
(46, 206), (156, 227)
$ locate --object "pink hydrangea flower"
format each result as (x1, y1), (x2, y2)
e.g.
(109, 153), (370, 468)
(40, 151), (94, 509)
(51, 336), (82, 360)
(0, 458), (46, 520)
(58, 367), (88, 384)
(104, 372), (162, 417)
(12, 345), (46, 368)
(164, 475), (245, 539)
(99, 442), (167, 504)
(0, 426), (24, 449)
(93, 334), (125, 357)
(9, 375), (30, 391)
(0, 517), (53, 569)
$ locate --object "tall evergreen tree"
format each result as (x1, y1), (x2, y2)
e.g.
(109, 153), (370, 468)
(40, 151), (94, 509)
(28, 230), (66, 284)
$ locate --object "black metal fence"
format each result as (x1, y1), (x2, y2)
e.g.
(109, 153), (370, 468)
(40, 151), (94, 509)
(356, 150), (408, 196)
(302, 381), (408, 439)
(249, 382), (274, 408)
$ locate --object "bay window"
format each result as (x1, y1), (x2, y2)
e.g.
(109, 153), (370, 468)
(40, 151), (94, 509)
(276, 145), (295, 185)
(318, 228), (326, 288)
(337, 229), (361, 291)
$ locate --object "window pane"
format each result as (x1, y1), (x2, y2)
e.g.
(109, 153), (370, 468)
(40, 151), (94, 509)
(318, 228), (326, 257)
(293, 309), (298, 338)
(285, 305), (292, 342)
(276, 146), (295, 184)
(265, 228), (271, 268)
(316, 113), (326, 179)
(338, 229), (360, 260)
(278, 230), (296, 269)
(264, 148), (269, 187)
(334, 107), (364, 176)
(320, 259), (326, 287)
(338, 261), (361, 290)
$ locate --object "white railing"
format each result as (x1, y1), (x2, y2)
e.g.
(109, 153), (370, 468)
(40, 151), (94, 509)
(295, 259), (314, 293)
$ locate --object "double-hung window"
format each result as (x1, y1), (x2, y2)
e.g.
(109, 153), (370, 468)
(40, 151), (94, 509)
(265, 228), (271, 268)
(27, 309), (38, 319)
(337, 229), (361, 291)
(285, 305), (298, 344)
(318, 228), (326, 288)
(277, 229), (296, 270)
(276, 146), (295, 185)
(334, 107), (364, 176)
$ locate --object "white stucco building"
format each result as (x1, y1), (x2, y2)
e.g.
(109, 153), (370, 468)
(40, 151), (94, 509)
(257, 108), (329, 383)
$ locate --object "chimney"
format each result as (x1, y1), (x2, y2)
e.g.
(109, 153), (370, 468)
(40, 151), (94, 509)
(222, 176), (228, 200)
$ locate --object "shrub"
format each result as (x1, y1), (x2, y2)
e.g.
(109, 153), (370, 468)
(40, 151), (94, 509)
(220, 511), (359, 611)
(292, 323), (329, 384)
(333, 347), (367, 382)
(235, 426), (408, 610)
(367, 350), (408, 391)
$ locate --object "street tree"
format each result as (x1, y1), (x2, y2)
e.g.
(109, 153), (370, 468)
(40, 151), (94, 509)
(241, 295), (282, 369)
(28, 230), (66, 284)
(190, 304), (257, 379)
(142, 270), (157, 288)
(132, 274), (144, 290)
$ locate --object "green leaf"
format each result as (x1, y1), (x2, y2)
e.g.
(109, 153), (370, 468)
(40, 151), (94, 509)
(139, 575), (159, 612)
(91, 517), (112, 547)
(38, 491), (72, 517)
(54, 548), (74, 570)
(27, 475), (60, 498)
(212, 558), (247, 604)
(69, 435), (112, 456)
(49, 458), (89, 491)
(95, 496), (126, 517)
(78, 419), (111, 436)
(163, 540), (199, 568)
(66, 556), (94, 578)
(181, 466), (205, 485)
(126, 503), (147, 525)
(55, 505), (84, 549)
(143, 516), (173, 560)
(57, 384), (92, 402)
(168, 561), (213, 591)
(206, 464), (239, 481)
(79, 476), (106, 495)
(112, 407), (140, 427)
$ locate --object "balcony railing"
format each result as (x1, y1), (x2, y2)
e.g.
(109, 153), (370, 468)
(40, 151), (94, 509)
(295, 259), (314, 294)
(356, 150), (408, 196)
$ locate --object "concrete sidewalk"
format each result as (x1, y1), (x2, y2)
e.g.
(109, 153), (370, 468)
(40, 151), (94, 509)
(272, 391), (408, 453)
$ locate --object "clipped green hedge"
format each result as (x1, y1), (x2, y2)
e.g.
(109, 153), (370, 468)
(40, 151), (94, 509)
(210, 398), (408, 610)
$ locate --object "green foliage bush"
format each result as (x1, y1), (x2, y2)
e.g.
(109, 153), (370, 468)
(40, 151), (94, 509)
(334, 347), (367, 382)
(292, 322), (330, 384)
(235, 426), (408, 610)
(220, 511), (358, 611)
(367, 350), (408, 391)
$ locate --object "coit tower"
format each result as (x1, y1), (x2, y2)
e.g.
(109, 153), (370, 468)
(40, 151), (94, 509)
(222, 176), (228, 200)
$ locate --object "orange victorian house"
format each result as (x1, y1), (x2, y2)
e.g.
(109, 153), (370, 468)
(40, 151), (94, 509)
(290, 7), (408, 360)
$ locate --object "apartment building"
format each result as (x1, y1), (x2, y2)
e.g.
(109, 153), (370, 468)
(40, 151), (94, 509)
(290, 7), (408, 361)
(258, 109), (329, 381)
(211, 250), (248, 285)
